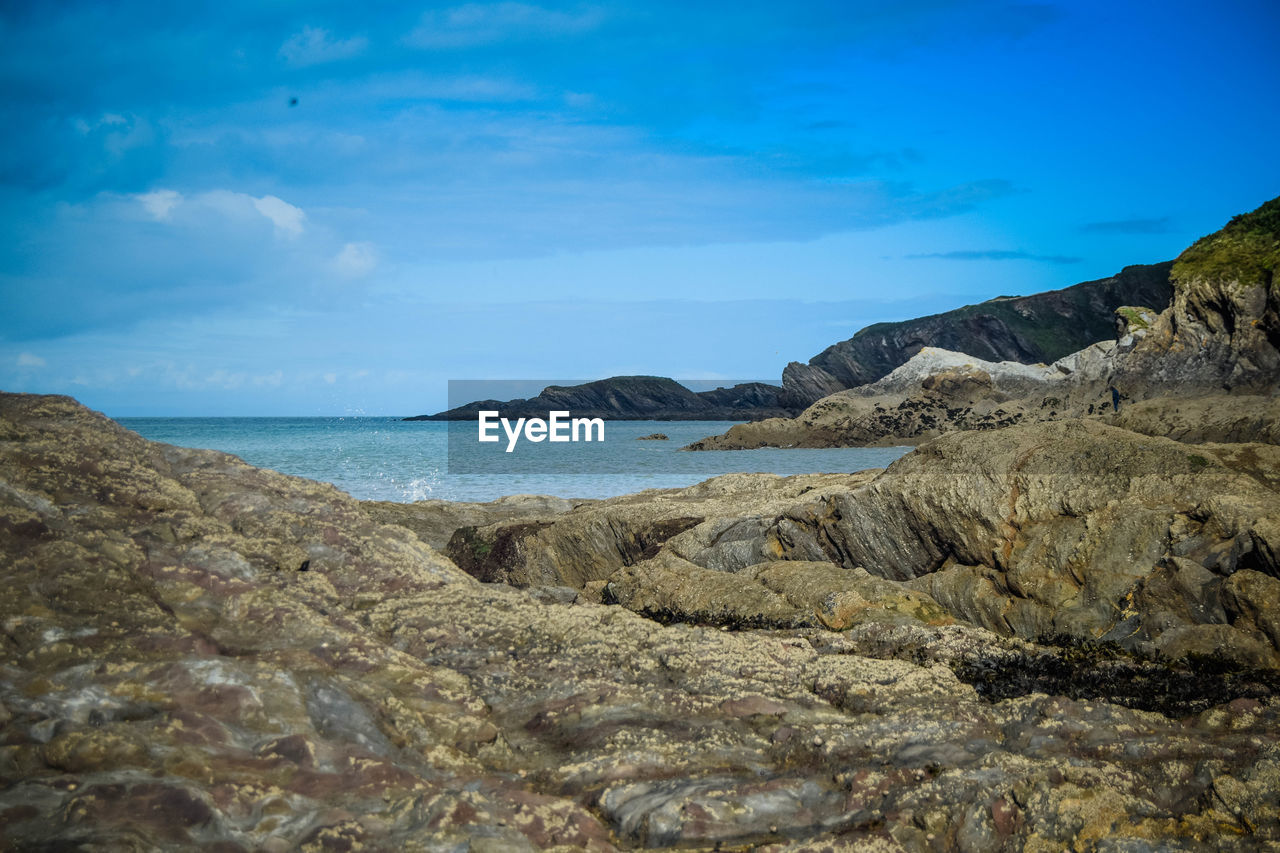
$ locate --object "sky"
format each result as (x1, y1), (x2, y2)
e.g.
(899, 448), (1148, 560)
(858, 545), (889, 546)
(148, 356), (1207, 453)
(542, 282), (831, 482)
(1, 0), (1278, 416)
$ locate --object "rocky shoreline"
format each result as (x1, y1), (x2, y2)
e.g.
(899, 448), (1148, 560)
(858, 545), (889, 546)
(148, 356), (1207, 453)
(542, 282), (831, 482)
(2, 390), (1278, 851)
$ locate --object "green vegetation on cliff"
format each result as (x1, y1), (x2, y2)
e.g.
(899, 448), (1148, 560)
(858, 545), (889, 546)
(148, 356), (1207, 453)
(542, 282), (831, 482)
(1174, 194), (1280, 286)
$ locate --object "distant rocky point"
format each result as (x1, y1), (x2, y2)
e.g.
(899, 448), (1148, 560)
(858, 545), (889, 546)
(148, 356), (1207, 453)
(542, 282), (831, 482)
(406, 375), (795, 421)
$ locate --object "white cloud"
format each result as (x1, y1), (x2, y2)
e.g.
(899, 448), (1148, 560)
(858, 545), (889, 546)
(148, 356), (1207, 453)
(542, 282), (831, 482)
(323, 372), (338, 384)
(253, 195), (306, 237)
(17, 352), (46, 367)
(279, 26), (368, 67)
(405, 3), (602, 49)
(333, 241), (377, 277)
(136, 189), (182, 221)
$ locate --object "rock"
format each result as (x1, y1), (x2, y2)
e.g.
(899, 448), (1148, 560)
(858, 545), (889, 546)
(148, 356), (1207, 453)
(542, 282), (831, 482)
(636, 433), (669, 440)
(1113, 196), (1280, 394)
(693, 197), (1280, 452)
(1114, 304), (1158, 348)
(5, 392), (1280, 850)
(364, 493), (587, 550)
(798, 420), (1280, 663)
(445, 471), (879, 587)
(1110, 395), (1280, 446)
(1221, 569), (1280, 650)
(482, 415), (1280, 667)
(859, 347), (1061, 398)
(780, 360), (846, 408)
(687, 351), (1054, 450)
(780, 261), (1174, 406)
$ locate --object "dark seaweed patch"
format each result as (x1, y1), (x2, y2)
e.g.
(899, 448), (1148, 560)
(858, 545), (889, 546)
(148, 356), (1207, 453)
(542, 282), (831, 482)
(952, 635), (1280, 717)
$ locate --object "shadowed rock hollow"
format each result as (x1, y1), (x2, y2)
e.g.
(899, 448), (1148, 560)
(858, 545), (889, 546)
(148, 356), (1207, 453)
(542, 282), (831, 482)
(5, 393), (1278, 850)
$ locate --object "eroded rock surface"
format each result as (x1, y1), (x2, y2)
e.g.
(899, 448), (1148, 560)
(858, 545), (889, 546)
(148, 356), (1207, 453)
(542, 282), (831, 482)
(449, 419), (1280, 672)
(365, 494), (588, 550)
(3, 392), (1280, 851)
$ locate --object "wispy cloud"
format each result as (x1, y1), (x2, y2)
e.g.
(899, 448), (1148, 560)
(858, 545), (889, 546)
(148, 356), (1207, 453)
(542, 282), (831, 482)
(404, 3), (603, 49)
(253, 195), (306, 237)
(1079, 217), (1174, 235)
(17, 352), (46, 367)
(906, 250), (1082, 264)
(280, 26), (368, 67)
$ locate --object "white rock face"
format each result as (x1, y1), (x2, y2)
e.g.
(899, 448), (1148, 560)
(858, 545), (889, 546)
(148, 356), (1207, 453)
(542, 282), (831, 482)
(856, 346), (1064, 396)
(847, 334), (1136, 399)
(1050, 339), (1118, 383)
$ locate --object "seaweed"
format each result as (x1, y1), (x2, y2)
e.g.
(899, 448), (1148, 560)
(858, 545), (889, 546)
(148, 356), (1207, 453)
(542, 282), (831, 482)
(952, 633), (1280, 717)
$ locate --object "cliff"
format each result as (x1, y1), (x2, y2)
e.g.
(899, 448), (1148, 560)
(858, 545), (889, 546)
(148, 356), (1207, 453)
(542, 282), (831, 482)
(781, 261), (1174, 406)
(1113, 195), (1280, 394)
(692, 194), (1280, 450)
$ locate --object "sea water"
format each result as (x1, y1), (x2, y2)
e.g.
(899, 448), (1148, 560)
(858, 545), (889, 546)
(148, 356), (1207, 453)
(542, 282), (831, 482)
(120, 417), (911, 503)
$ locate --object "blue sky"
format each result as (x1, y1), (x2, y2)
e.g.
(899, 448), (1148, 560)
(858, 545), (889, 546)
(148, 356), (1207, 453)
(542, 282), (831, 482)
(2, 0), (1278, 415)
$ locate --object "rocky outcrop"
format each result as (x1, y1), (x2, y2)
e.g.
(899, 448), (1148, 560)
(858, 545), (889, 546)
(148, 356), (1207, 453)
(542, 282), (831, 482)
(445, 471), (881, 588)
(686, 348), (1072, 450)
(854, 347), (1063, 397)
(691, 197), (1280, 452)
(365, 493), (588, 550)
(447, 418), (1280, 671)
(4, 393), (1280, 850)
(780, 261), (1174, 406)
(409, 375), (796, 421)
(1112, 396), (1280, 446)
(1113, 196), (1280, 394)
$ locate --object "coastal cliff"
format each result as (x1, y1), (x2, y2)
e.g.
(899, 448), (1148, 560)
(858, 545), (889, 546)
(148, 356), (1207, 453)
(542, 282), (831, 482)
(690, 195), (1280, 451)
(1113, 195), (1280, 394)
(781, 261), (1174, 407)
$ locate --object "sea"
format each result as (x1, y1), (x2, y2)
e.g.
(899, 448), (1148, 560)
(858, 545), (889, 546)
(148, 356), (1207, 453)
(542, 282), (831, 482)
(119, 417), (911, 503)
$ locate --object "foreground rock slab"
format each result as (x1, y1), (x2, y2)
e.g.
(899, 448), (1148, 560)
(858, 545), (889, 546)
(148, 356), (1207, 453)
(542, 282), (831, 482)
(2, 393), (1280, 851)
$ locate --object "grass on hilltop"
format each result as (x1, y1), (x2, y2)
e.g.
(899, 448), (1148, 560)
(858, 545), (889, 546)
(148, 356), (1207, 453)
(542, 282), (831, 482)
(1173, 195), (1280, 287)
